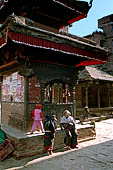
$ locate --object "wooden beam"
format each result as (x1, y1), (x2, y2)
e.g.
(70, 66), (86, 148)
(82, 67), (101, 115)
(0, 60), (18, 70)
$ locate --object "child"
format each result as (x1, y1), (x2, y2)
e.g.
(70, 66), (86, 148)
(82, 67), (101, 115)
(60, 110), (78, 149)
(30, 104), (44, 134)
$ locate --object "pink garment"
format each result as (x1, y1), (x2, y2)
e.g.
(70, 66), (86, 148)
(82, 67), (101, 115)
(34, 109), (42, 121)
(31, 120), (44, 132)
(31, 109), (44, 132)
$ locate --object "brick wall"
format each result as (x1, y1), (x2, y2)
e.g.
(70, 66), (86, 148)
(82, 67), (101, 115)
(2, 102), (25, 131)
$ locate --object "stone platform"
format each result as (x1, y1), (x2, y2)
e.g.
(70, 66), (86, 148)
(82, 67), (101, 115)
(1, 123), (96, 160)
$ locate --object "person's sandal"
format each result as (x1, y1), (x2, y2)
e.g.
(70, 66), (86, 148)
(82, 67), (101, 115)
(49, 150), (53, 155)
(29, 132), (33, 135)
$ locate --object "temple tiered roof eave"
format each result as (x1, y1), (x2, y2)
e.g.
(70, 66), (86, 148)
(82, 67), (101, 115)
(0, 15), (109, 71)
(0, 0), (92, 29)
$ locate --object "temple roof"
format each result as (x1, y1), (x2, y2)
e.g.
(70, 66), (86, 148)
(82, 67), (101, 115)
(0, 0), (92, 29)
(0, 15), (109, 70)
(78, 66), (113, 82)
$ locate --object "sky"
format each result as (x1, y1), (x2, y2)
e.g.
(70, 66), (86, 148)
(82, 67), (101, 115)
(69, 0), (113, 37)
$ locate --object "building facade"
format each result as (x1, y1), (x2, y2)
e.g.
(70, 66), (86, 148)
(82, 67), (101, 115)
(0, 0), (109, 132)
(85, 14), (113, 73)
(76, 14), (113, 116)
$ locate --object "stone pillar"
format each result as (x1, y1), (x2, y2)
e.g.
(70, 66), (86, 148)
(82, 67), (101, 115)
(19, 66), (33, 132)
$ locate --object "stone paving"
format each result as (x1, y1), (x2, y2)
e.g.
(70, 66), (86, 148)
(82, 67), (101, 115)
(0, 118), (113, 170)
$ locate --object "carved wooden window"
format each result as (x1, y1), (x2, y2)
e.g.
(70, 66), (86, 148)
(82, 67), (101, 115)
(44, 82), (72, 104)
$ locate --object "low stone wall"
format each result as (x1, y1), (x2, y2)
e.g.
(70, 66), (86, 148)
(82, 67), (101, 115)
(2, 124), (96, 160)
(76, 107), (113, 117)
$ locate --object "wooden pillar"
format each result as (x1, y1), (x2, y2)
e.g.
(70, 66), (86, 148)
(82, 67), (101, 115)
(85, 87), (88, 106)
(0, 75), (3, 124)
(108, 83), (111, 107)
(65, 84), (68, 104)
(98, 85), (100, 108)
(57, 84), (60, 104)
(72, 85), (76, 118)
(40, 81), (45, 105)
(52, 84), (54, 104)
(24, 76), (29, 132)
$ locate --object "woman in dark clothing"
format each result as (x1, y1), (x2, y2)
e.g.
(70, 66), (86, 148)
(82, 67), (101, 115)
(43, 115), (57, 155)
(64, 123), (78, 149)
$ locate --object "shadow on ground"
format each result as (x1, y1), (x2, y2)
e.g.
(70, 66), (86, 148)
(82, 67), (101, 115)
(1, 139), (113, 170)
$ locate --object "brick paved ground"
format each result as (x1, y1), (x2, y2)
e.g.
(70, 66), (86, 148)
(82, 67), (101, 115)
(1, 118), (113, 170)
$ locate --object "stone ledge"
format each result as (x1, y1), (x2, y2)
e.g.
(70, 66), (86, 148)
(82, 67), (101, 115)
(88, 115), (113, 122)
(1, 124), (96, 160)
